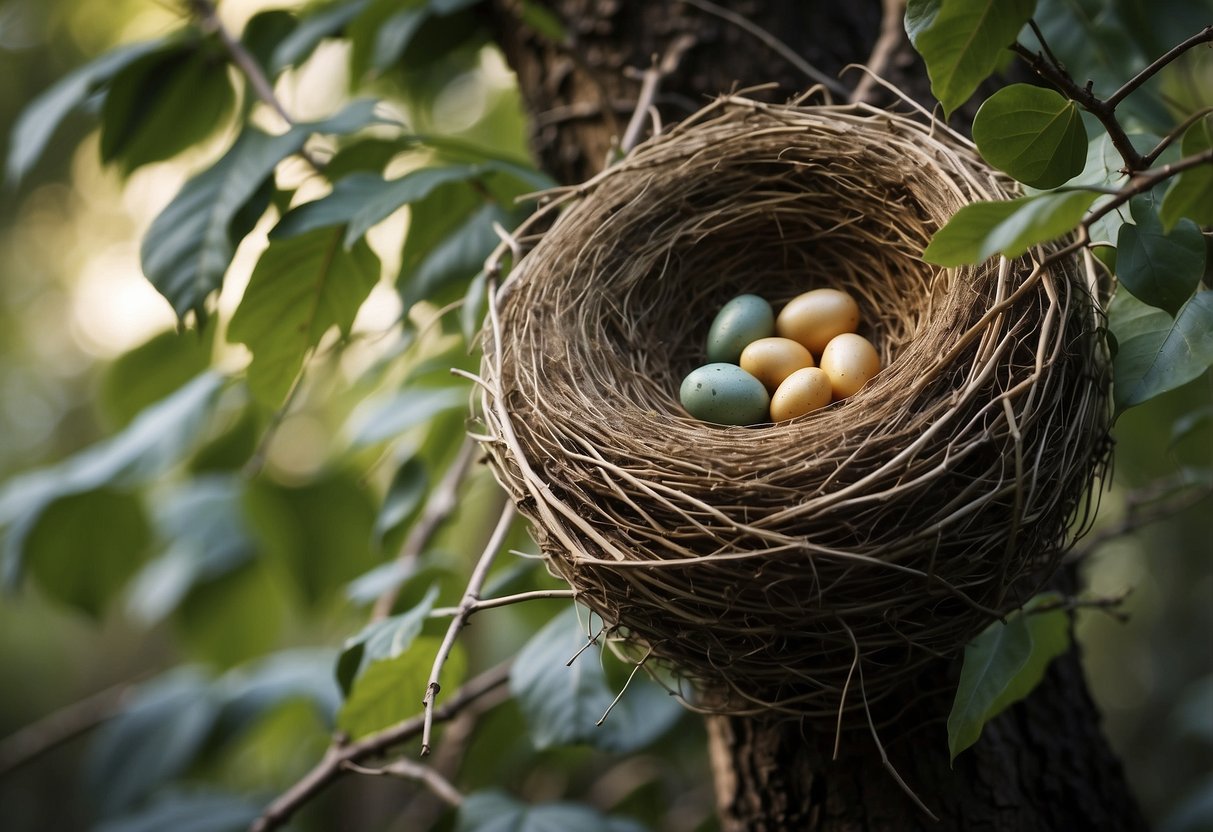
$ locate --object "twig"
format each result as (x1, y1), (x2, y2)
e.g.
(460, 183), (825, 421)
(596, 648), (652, 726)
(1026, 19), (1068, 82)
(850, 0), (906, 105)
(340, 759), (464, 807)
(678, 0), (849, 97)
(420, 502), (517, 756)
(1066, 478), (1213, 565)
(0, 681), (136, 776)
(372, 437), (478, 620)
(1106, 25), (1213, 109)
(1082, 147), (1213, 228)
(620, 35), (695, 154)
(429, 588), (576, 618)
(1141, 107), (1213, 167)
(250, 660), (511, 832)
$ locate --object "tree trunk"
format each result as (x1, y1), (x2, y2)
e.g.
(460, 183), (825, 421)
(488, 2), (1147, 828)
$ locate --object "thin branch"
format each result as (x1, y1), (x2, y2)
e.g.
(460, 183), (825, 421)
(249, 660), (511, 832)
(677, 0), (849, 97)
(620, 35), (695, 154)
(372, 437), (478, 620)
(850, 0), (906, 105)
(420, 501), (517, 755)
(1141, 106), (1213, 167)
(430, 588), (577, 618)
(1082, 146), (1213, 228)
(1026, 19), (1068, 82)
(1066, 478), (1213, 565)
(0, 681), (136, 776)
(340, 759), (464, 807)
(1106, 25), (1213, 109)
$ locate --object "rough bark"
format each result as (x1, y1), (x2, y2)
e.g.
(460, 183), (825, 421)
(488, 2), (1147, 829)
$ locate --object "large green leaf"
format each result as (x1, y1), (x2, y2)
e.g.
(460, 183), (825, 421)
(86, 668), (221, 816)
(1160, 116), (1213, 231)
(914, 0), (1036, 115)
(125, 476), (253, 624)
(173, 559), (288, 668)
(336, 635), (465, 738)
(349, 0), (428, 78)
(457, 791), (648, 832)
(94, 792), (261, 832)
(1115, 199), (1205, 316)
(1110, 290), (1213, 414)
(227, 228), (380, 408)
(140, 100), (380, 323)
(24, 489), (151, 618)
(947, 593), (1070, 761)
(99, 327), (214, 429)
(401, 203), (510, 309)
(336, 584), (439, 694)
(904, 0), (942, 48)
(972, 84), (1088, 188)
(922, 190), (1097, 266)
(270, 0), (371, 73)
(5, 38), (167, 186)
(99, 41), (236, 174)
(270, 172), (386, 239)
(510, 606), (682, 754)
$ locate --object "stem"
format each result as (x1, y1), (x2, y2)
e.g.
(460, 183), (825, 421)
(0, 681), (136, 776)
(1027, 18), (1069, 82)
(429, 588), (576, 618)
(1106, 25), (1213, 109)
(341, 759), (464, 807)
(249, 661), (511, 832)
(1082, 147), (1213, 228)
(1141, 106), (1213, 167)
(420, 502), (516, 756)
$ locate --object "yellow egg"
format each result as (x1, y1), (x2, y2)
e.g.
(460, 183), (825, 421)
(775, 288), (861, 355)
(819, 333), (881, 399)
(739, 337), (815, 392)
(770, 367), (833, 421)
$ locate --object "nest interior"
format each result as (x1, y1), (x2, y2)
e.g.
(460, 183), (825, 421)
(478, 98), (1111, 720)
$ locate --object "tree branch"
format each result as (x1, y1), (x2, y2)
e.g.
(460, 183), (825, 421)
(429, 588), (576, 618)
(1141, 106), (1213, 168)
(1106, 25), (1213, 109)
(341, 759), (464, 807)
(420, 502), (516, 755)
(0, 681), (136, 776)
(850, 0), (907, 105)
(249, 661), (512, 832)
(1082, 146), (1213, 228)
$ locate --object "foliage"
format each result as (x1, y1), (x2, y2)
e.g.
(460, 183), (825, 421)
(0, 0), (1210, 830)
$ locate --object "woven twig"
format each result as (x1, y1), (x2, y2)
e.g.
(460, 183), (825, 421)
(475, 96), (1112, 720)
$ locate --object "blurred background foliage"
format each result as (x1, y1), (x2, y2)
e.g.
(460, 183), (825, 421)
(0, 1), (1210, 831)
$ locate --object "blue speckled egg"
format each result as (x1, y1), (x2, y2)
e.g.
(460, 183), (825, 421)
(706, 295), (774, 363)
(679, 363), (770, 426)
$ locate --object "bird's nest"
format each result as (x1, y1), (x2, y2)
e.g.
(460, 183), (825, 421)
(475, 96), (1111, 720)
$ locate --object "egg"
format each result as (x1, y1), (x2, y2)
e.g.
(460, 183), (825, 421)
(818, 333), (881, 399)
(739, 337), (815, 392)
(706, 295), (774, 363)
(775, 288), (861, 355)
(769, 367), (833, 421)
(680, 363), (770, 425)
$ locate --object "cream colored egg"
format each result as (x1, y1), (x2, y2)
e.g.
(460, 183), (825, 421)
(770, 367), (833, 421)
(739, 337), (815, 392)
(819, 333), (881, 399)
(775, 288), (861, 355)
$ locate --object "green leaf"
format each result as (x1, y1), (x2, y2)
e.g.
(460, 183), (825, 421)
(1160, 116), (1213, 231)
(336, 584), (439, 694)
(227, 228), (380, 408)
(240, 10), (299, 78)
(461, 269), (489, 343)
(349, 386), (467, 446)
(457, 791), (649, 832)
(270, 172), (386, 239)
(215, 648), (341, 735)
(904, 0), (941, 48)
(94, 792), (261, 832)
(5, 38), (167, 186)
(140, 100), (380, 323)
(344, 164), (484, 248)
(100, 41), (236, 174)
(349, 0), (426, 78)
(125, 476), (253, 624)
(99, 327), (214, 429)
(1110, 290), (1213, 414)
(270, 0), (371, 74)
(173, 560), (288, 667)
(914, 0), (1036, 116)
(510, 606), (682, 753)
(374, 456), (429, 548)
(23, 489), (151, 618)
(401, 203), (509, 309)
(922, 190), (1097, 266)
(1115, 199), (1205, 316)
(972, 84), (1088, 188)
(86, 668), (220, 816)
(243, 470), (378, 608)
(947, 593), (1070, 762)
(336, 635), (465, 738)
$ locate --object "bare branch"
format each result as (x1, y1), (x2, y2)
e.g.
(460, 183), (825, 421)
(1066, 477), (1213, 565)
(421, 501), (517, 755)
(620, 35), (695, 154)
(429, 588), (577, 618)
(249, 661), (511, 832)
(1141, 106), (1213, 168)
(1082, 147), (1213, 229)
(0, 681), (136, 776)
(1106, 25), (1213, 109)
(372, 437), (479, 620)
(850, 0), (906, 105)
(341, 759), (464, 807)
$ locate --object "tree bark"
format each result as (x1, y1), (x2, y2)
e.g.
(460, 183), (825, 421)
(488, 2), (1147, 829)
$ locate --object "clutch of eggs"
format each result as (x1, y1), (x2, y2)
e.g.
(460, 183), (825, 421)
(680, 288), (880, 425)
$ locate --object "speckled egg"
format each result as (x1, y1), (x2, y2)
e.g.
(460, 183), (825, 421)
(775, 288), (861, 355)
(819, 333), (881, 399)
(706, 295), (774, 363)
(680, 363), (770, 425)
(770, 367), (833, 421)
(740, 337), (815, 392)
